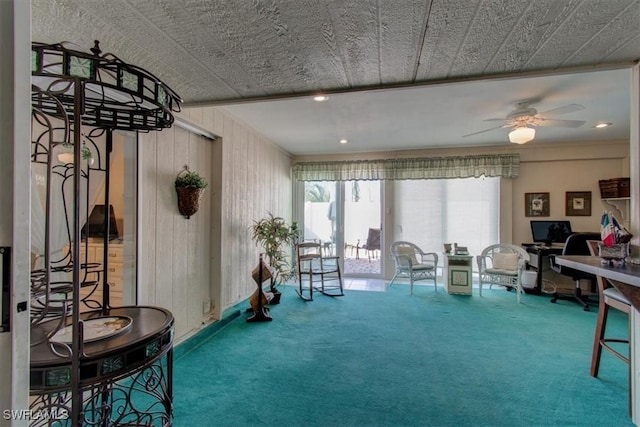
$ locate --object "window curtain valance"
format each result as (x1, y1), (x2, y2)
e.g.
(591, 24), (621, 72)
(292, 154), (519, 181)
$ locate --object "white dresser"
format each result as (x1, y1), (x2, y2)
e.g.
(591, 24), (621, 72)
(79, 240), (124, 309)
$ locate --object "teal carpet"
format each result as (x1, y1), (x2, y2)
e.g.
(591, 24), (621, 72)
(173, 285), (632, 427)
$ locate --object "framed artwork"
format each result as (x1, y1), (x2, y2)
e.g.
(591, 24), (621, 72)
(450, 270), (469, 287)
(525, 192), (550, 217)
(566, 191), (592, 216)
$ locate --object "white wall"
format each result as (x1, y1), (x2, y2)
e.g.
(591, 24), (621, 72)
(138, 106), (292, 341)
(513, 140), (629, 245)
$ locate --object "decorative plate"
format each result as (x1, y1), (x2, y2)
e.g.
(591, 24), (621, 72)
(52, 316), (132, 344)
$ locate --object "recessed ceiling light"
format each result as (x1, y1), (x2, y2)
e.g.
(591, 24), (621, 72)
(313, 94), (329, 102)
(594, 122), (612, 128)
(339, 139), (348, 144)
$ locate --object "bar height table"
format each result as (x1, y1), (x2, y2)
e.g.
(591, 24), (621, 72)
(556, 255), (640, 425)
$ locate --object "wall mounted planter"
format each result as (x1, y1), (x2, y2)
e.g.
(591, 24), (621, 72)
(175, 166), (208, 219)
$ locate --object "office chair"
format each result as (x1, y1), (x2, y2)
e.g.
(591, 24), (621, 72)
(548, 232), (601, 311)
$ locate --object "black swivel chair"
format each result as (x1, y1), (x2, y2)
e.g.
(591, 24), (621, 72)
(549, 232), (601, 311)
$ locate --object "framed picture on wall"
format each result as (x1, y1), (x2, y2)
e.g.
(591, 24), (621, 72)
(525, 192), (550, 217)
(566, 191), (592, 216)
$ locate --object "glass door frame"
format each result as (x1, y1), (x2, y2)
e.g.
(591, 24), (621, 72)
(293, 180), (385, 279)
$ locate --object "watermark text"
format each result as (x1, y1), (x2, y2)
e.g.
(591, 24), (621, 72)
(2, 409), (69, 421)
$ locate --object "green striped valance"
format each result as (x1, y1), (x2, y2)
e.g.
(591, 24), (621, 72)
(292, 154), (519, 181)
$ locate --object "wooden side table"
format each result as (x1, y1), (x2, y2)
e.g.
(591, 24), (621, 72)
(444, 254), (473, 295)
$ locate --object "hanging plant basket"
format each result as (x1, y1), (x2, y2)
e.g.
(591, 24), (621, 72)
(175, 167), (208, 219)
(175, 186), (203, 218)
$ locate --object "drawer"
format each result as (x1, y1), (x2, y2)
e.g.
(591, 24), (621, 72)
(109, 293), (123, 307)
(105, 277), (123, 293)
(106, 246), (123, 263)
(104, 263), (123, 281)
(93, 246), (123, 263)
(75, 245), (97, 264)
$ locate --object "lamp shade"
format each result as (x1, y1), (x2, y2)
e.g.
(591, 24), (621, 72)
(57, 152), (74, 164)
(508, 126), (535, 144)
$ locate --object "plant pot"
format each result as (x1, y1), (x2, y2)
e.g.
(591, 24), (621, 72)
(269, 289), (282, 305)
(175, 186), (202, 218)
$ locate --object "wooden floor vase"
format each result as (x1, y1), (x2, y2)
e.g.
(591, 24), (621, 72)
(247, 254), (272, 322)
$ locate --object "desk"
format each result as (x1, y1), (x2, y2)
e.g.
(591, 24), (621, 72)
(556, 255), (640, 424)
(525, 245), (563, 295)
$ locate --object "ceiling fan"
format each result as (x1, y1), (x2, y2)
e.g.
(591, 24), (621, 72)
(462, 100), (586, 144)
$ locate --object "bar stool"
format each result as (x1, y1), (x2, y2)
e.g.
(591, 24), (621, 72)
(586, 240), (630, 412)
(586, 240), (630, 375)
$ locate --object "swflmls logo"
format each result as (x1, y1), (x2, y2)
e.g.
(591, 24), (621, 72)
(3, 409), (69, 420)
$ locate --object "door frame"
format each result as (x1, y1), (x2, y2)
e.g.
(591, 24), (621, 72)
(294, 180), (385, 279)
(0, 0), (31, 420)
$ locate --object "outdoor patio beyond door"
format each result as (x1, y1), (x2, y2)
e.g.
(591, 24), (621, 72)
(302, 181), (382, 278)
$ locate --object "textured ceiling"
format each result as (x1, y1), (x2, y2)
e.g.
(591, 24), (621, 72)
(32, 0), (640, 154)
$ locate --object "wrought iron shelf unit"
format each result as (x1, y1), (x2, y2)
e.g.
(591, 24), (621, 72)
(30, 41), (181, 426)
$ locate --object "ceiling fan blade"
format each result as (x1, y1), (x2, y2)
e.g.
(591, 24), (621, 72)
(536, 118), (586, 128)
(537, 104), (584, 118)
(462, 125), (508, 138)
(483, 118), (509, 122)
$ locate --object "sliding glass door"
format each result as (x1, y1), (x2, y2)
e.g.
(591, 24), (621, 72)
(392, 177), (500, 259)
(301, 180), (383, 278)
(302, 181), (337, 255)
(343, 181), (382, 276)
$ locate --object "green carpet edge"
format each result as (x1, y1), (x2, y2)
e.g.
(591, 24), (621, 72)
(173, 301), (245, 361)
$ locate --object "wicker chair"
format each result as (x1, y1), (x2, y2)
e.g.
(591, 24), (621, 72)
(389, 241), (438, 294)
(477, 244), (530, 303)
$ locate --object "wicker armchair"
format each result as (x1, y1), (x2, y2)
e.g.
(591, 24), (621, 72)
(477, 244), (530, 303)
(389, 241), (438, 294)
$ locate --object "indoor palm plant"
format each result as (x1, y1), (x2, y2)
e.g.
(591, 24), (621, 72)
(250, 212), (299, 303)
(174, 169), (208, 219)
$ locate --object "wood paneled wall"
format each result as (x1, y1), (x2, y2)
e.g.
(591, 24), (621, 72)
(138, 107), (292, 341)
(214, 115), (292, 316)
(138, 126), (213, 339)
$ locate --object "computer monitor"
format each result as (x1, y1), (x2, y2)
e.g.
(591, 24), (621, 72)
(530, 220), (572, 245)
(82, 204), (119, 240)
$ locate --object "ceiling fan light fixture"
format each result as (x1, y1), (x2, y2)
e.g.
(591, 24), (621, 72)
(509, 126), (535, 144)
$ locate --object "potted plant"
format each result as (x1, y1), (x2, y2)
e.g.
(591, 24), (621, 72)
(174, 169), (208, 219)
(250, 212), (299, 303)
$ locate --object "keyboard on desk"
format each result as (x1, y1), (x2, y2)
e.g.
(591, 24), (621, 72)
(522, 243), (564, 252)
(522, 243), (547, 249)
